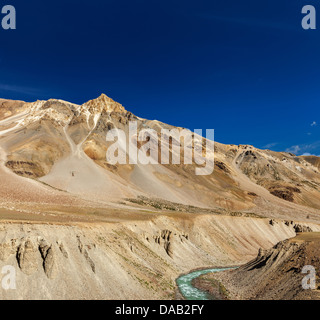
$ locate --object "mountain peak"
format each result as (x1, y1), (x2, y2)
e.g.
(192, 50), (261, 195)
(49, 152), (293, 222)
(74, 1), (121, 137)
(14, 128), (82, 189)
(83, 94), (126, 113)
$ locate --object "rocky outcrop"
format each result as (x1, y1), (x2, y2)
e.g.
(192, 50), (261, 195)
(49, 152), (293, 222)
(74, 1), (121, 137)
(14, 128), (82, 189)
(269, 219), (277, 226)
(152, 229), (187, 258)
(17, 240), (40, 275)
(205, 233), (320, 300)
(57, 241), (68, 259)
(215, 161), (230, 173)
(15, 238), (61, 278)
(0, 236), (68, 279)
(268, 185), (301, 203)
(39, 239), (58, 279)
(5, 160), (44, 178)
(294, 224), (313, 233)
(77, 236), (95, 273)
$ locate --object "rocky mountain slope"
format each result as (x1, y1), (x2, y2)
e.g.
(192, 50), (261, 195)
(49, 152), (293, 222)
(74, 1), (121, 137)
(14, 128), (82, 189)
(0, 95), (319, 223)
(198, 232), (320, 300)
(0, 95), (320, 299)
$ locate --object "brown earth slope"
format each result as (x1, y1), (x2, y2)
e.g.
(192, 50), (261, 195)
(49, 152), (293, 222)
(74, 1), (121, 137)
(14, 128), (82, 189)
(196, 232), (320, 300)
(0, 95), (319, 223)
(0, 216), (314, 299)
(0, 95), (319, 299)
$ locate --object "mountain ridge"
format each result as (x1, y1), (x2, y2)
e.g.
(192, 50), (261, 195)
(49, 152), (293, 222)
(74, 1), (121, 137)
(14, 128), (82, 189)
(0, 96), (319, 224)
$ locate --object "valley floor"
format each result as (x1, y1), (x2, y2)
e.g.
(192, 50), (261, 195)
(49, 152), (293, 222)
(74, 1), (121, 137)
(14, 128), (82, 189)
(0, 211), (316, 299)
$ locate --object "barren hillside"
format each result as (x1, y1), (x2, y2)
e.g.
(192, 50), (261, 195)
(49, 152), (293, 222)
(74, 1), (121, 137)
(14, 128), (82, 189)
(197, 232), (320, 300)
(0, 95), (319, 299)
(0, 95), (319, 223)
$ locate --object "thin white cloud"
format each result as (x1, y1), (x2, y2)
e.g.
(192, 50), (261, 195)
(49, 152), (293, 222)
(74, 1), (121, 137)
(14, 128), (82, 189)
(0, 84), (45, 97)
(285, 145), (301, 154)
(311, 121), (317, 127)
(286, 141), (320, 156)
(262, 142), (278, 149)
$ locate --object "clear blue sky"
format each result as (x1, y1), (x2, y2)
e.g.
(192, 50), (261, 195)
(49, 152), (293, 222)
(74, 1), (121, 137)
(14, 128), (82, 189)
(1, 0), (320, 155)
